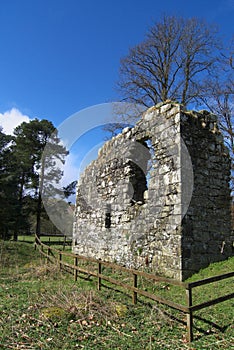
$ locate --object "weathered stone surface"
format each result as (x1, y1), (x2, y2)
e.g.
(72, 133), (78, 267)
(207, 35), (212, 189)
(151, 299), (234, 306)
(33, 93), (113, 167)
(73, 102), (233, 281)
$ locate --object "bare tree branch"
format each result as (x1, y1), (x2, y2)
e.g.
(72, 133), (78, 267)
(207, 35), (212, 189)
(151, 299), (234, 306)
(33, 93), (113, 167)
(116, 16), (220, 108)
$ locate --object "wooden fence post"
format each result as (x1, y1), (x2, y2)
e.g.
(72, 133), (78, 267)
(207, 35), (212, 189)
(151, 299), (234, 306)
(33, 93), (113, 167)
(186, 286), (193, 342)
(34, 235), (37, 250)
(59, 252), (62, 270)
(133, 273), (138, 304)
(98, 260), (102, 291)
(74, 256), (78, 281)
(63, 236), (66, 251)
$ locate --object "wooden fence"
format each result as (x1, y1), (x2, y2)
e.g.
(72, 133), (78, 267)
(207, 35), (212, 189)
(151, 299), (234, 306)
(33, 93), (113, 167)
(35, 233), (72, 249)
(34, 234), (234, 342)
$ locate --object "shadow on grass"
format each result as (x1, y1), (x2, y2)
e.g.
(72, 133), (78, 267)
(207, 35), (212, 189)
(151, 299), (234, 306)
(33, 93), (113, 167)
(75, 279), (232, 341)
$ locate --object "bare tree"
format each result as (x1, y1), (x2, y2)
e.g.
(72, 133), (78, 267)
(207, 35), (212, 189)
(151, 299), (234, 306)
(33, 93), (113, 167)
(200, 39), (234, 195)
(117, 16), (220, 108)
(113, 15), (234, 200)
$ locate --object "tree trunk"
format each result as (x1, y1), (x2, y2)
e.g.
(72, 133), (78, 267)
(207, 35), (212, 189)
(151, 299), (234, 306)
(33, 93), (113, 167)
(13, 174), (25, 241)
(13, 230), (18, 241)
(36, 192), (42, 238)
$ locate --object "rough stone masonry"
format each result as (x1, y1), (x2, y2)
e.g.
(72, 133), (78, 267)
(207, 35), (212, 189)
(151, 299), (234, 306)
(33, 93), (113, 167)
(73, 102), (233, 280)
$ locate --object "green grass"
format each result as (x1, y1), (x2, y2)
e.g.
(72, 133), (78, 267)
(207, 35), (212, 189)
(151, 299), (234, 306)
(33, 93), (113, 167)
(0, 240), (233, 349)
(18, 234), (72, 245)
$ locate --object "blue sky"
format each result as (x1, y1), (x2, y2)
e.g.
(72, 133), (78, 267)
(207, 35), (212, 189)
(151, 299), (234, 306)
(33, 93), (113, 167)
(0, 0), (233, 188)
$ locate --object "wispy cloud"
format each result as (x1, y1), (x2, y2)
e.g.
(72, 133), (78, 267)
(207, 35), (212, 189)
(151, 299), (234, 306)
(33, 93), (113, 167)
(0, 108), (30, 135)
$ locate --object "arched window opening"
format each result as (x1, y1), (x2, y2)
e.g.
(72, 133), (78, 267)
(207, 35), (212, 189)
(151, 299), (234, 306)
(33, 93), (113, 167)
(127, 140), (153, 205)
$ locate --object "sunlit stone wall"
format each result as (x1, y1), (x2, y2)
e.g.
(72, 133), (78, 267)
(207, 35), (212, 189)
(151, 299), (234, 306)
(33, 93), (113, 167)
(73, 102), (232, 280)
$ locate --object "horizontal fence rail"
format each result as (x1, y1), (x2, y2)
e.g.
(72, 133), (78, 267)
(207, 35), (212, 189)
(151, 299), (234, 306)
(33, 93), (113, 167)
(34, 234), (234, 342)
(37, 234), (72, 249)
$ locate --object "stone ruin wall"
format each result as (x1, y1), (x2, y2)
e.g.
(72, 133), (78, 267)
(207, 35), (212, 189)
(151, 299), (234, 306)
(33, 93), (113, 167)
(73, 102), (233, 281)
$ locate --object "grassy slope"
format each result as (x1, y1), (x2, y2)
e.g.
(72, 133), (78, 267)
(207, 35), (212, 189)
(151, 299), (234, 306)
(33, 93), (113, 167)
(0, 241), (233, 350)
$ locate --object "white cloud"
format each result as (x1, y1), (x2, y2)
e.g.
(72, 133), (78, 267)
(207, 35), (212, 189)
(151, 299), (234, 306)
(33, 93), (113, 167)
(0, 108), (30, 135)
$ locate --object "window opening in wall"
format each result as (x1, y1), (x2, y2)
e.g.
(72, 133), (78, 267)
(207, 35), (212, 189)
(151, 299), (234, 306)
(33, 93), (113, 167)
(129, 140), (152, 205)
(104, 203), (111, 228)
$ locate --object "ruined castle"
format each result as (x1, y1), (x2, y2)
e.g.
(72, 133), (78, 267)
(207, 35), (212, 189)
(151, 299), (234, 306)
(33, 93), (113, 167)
(73, 102), (233, 280)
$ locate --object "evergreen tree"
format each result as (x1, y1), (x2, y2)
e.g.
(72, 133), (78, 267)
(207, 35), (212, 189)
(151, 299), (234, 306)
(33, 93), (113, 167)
(12, 119), (68, 239)
(0, 130), (19, 239)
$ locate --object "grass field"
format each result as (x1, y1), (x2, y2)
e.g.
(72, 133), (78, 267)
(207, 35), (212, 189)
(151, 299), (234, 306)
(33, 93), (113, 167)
(18, 235), (72, 245)
(0, 240), (233, 349)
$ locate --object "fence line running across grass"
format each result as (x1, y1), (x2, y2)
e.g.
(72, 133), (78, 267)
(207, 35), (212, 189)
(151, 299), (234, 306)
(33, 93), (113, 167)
(34, 234), (234, 342)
